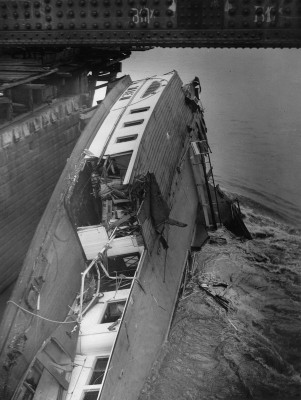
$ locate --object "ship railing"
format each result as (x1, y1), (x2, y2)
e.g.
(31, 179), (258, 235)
(78, 257), (100, 323)
(78, 227), (117, 322)
(78, 227), (141, 322)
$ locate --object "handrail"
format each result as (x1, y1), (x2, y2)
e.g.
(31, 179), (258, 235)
(78, 227), (139, 321)
(78, 227), (117, 322)
(79, 265), (101, 319)
(78, 257), (99, 323)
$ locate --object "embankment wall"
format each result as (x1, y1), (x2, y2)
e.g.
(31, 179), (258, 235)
(0, 96), (86, 292)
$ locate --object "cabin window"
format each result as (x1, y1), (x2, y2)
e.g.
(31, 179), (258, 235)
(89, 357), (109, 385)
(130, 106), (150, 114)
(82, 390), (99, 400)
(124, 254), (140, 268)
(106, 152), (133, 181)
(142, 81), (160, 98)
(101, 300), (126, 324)
(116, 134), (138, 143)
(123, 119), (144, 127)
(81, 358), (109, 400)
(108, 252), (140, 275)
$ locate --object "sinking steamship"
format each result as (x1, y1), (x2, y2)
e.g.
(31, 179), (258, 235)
(0, 70), (250, 400)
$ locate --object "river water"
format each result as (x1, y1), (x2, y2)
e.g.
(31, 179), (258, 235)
(120, 49), (301, 399)
(138, 219), (301, 400)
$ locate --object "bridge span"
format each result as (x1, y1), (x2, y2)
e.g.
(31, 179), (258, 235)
(0, 0), (300, 49)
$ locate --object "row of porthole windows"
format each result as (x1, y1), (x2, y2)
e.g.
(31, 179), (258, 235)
(116, 106), (150, 141)
(107, 106), (148, 143)
(114, 85), (155, 145)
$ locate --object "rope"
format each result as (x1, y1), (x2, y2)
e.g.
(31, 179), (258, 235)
(7, 300), (77, 324)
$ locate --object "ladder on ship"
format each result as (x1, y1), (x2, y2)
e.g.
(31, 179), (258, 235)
(190, 139), (222, 230)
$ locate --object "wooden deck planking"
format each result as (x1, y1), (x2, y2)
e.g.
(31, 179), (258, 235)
(131, 73), (194, 250)
(142, 74), (191, 198)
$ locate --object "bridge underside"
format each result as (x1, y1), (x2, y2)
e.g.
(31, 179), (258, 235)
(0, 0), (300, 49)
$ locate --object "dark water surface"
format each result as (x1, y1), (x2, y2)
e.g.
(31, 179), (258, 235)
(138, 211), (301, 400)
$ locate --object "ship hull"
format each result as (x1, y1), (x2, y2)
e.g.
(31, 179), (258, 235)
(0, 71), (217, 399)
(100, 154), (198, 400)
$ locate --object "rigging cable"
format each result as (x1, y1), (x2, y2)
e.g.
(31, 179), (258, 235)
(7, 300), (77, 324)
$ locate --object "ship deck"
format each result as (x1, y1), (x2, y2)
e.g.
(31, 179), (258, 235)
(1, 71), (209, 400)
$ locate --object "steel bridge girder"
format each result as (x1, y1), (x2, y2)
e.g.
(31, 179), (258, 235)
(0, 0), (300, 48)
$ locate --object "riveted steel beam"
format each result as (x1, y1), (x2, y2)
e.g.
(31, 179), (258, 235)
(0, 0), (300, 48)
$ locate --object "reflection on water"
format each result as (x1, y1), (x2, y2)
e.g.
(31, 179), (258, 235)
(209, 120), (301, 228)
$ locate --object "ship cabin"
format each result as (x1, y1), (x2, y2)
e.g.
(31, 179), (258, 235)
(65, 74), (174, 400)
(11, 71), (213, 400)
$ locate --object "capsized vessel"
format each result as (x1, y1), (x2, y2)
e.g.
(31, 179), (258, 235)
(0, 71), (250, 400)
